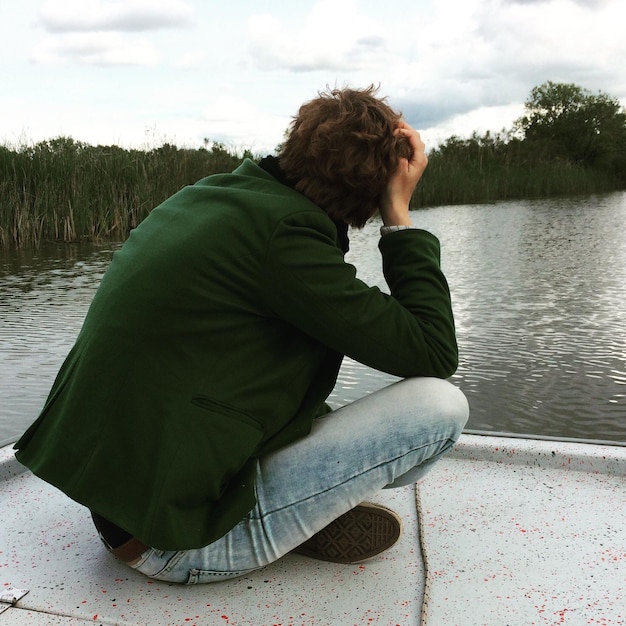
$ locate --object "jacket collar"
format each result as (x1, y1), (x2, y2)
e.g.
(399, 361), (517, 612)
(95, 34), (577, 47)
(257, 156), (350, 254)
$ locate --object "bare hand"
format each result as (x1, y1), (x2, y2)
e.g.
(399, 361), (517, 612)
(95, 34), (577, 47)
(379, 121), (428, 227)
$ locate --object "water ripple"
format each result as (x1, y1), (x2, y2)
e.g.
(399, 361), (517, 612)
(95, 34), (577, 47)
(2, 194), (626, 445)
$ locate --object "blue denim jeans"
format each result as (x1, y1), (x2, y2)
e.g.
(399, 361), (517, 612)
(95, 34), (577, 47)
(129, 377), (468, 583)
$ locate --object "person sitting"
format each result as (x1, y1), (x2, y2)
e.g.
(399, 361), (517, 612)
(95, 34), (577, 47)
(14, 85), (468, 583)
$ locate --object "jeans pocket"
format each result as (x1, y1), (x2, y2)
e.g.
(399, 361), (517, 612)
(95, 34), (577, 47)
(134, 550), (188, 582)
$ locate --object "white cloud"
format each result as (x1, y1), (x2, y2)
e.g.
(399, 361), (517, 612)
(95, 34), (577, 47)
(32, 0), (194, 66)
(39, 0), (194, 33)
(428, 103), (526, 145)
(380, 0), (626, 133)
(172, 51), (206, 69)
(478, 1), (603, 72)
(248, 0), (389, 72)
(507, 0), (612, 6)
(30, 32), (159, 66)
(199, 96), (290, 153)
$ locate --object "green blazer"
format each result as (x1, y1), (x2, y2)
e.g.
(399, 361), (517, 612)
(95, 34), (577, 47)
(14, 159), (458, 550)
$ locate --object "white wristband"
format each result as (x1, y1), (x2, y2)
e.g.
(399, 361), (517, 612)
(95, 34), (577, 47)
(380, 225), (415, 236)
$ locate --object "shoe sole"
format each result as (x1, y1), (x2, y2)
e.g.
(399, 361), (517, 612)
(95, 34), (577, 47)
(293, 502), (403, 564)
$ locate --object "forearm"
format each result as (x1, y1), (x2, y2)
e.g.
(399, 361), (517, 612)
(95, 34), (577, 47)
(378, 229), (458, 377)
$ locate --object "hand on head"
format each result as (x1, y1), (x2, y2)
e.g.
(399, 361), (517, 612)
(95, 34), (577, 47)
(379, 121), (428, 227)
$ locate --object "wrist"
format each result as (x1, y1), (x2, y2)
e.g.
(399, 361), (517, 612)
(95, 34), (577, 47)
(379, 205), (412, 227)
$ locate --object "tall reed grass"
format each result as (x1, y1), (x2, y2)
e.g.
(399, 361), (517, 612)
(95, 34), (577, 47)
(0, 136), (622, 248)
(413, 156), (617, 208)
(0, 138), (250, 248)
(412, 132), (621, 208)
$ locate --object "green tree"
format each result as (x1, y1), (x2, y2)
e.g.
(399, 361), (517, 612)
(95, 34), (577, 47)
(515, 81), (626, 177)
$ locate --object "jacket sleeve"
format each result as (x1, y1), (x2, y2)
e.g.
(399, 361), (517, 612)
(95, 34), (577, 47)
(260, 211), (458, 379)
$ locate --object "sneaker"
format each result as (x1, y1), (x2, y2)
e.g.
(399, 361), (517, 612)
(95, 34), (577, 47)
(292, 502), (403, 564)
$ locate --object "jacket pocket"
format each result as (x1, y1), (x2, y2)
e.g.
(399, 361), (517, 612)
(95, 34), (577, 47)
(190, 396), (264, 432)
(163, 396), (264, 506)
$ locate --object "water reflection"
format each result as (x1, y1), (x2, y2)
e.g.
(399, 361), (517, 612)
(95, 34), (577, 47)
(1, 192), (625, 446)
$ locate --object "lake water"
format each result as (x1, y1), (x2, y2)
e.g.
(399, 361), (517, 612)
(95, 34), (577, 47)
(1, 192), (625, 448)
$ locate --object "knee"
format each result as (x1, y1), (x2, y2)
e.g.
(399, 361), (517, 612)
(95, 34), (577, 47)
(402, 377), (469, 435)
(438, 378), (469, 423)
(442, 381), (469, 437)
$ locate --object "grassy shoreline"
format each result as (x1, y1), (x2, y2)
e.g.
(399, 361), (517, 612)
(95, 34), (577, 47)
(1, 136), (623, 249)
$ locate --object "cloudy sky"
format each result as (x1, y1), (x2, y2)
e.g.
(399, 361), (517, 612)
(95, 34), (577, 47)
(1, 0), (625, 154)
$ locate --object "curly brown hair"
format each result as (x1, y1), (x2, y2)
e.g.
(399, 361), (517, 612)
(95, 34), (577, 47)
(278, 85), (412, 228)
